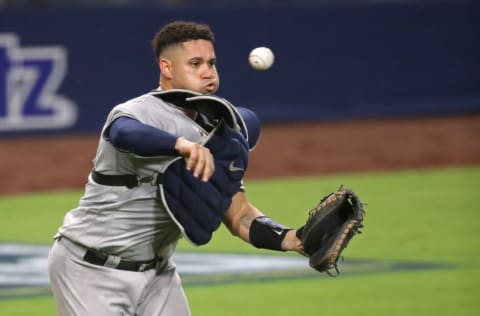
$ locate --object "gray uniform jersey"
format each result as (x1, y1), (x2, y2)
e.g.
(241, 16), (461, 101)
(57, 91), (210, 263)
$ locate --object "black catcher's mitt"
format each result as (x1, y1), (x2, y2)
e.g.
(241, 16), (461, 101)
(297, 186), (365, 275)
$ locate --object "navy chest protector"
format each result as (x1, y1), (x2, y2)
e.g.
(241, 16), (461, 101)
(160, 123), (249, 245)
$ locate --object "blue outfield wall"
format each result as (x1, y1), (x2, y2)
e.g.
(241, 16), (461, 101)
(0, 1), (479, 135)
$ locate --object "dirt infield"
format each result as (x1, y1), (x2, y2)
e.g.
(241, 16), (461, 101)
(1, 114), (479, 195)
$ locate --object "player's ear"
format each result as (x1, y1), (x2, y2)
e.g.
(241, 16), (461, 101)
(159, 58), (173, 79)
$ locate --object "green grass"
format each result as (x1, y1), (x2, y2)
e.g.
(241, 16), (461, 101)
(0, 166), (479, 315)
(0, 191), (81, 244)
(187, 268), (479, 316)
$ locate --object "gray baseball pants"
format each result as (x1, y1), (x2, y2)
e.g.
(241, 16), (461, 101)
(48, 237), (191, 316)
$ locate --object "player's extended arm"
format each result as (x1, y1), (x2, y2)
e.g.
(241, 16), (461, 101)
(108, 116), (214, 182)
(223, 191), (304, 254)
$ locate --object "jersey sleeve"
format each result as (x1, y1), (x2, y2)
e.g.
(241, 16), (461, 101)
(102, 102), (145, 140)
(108, 117), (178, 156)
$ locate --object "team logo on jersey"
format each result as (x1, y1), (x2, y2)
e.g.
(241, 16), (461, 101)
(0, 33), (77, 131)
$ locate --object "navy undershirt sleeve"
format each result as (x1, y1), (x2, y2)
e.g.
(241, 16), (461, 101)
(108, 116), (178, 156)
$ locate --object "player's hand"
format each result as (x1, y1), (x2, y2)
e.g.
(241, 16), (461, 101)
(281, 230), (306, 256)
(175, 137), (215, 182)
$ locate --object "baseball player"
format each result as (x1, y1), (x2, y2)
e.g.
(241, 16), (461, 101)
(48, 21), (304, 316)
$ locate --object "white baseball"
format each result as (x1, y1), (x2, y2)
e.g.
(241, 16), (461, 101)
(249, 47), (275, 70)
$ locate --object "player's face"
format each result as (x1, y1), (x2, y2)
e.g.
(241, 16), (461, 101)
(169, 40), (219, 94)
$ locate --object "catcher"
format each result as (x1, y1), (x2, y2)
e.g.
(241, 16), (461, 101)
(48, 21), (365, 316)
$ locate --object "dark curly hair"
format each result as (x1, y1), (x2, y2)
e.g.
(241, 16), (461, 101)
(151, 21), (215, 61)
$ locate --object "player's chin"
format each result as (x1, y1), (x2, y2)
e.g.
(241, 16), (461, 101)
(203, 82), (219, 95)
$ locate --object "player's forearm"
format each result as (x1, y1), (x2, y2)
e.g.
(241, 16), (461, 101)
(223, 192), (262, 241)
(223, 192), (303, 253)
